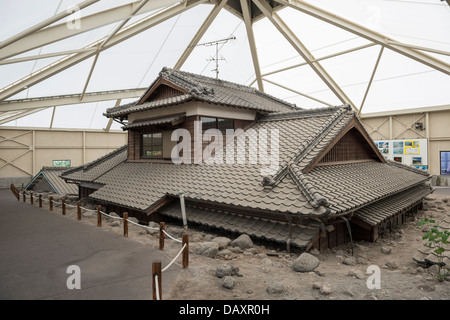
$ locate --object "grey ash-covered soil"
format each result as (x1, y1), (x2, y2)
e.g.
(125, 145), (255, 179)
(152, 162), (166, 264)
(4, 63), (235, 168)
(38, 191), (450, 300)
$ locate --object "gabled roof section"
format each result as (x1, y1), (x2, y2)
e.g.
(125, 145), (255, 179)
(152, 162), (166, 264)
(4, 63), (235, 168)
(302, 116), (386, 173)
(105, 67), (300, 119)
(138, 77), (189, 104)
(26, 167), (78, 195)
(61, 145), (127, 184)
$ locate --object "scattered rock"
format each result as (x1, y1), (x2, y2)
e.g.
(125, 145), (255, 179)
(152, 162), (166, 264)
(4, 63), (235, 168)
(356, 257), (368, 265)
(212, 237), (231, 249)
(319, 283), (333, 295)
(310, 248), (320, 256)
(381, 246), (392, 254)
(334, 250), (345, 257)
(82, 211), (94, 218)
(222, 276), (235, 290)
(217, 249), (234, 259)
(348, 269), (365, 279)
(312, 282), (321, 290)
(385, 260), (398, 270)
(190, 242), (219, 258)
(343, 257), (357, 266)
(146, 222), (159, 235)
(266, 282), (286, 295)
(229, 246), (243, 254)
(418, 284), (435, 292)
(216, 263), (241, 278)
(427, 264), (440, 276)
(293, 253), (320, 272)
(231, 234), (253, 250)
(110, 220), (121, 227)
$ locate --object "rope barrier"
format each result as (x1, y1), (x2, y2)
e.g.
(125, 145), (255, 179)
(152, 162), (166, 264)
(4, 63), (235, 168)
(154, 275), (160, 300)
(162, 243), (186, 273)
(127, 218), (159, 230)
(163, 229), (182, 243)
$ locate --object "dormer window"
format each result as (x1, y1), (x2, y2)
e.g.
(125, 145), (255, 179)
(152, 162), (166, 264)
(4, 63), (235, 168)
(141, 132), (163, 158)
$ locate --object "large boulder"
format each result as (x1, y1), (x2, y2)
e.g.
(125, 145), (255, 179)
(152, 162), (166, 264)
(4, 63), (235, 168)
(190, 242), (219, 258)
(231, 234), (253, 249)
(293, 253), (320, 272)
(212, 237), (231, 249)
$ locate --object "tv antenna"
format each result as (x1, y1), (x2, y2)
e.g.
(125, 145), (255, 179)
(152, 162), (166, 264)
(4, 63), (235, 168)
(196, 36), (236, 79)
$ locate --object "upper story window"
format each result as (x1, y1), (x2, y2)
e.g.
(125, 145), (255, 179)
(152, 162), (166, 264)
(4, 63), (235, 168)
(141, 132), (162, 158)
(201, 117), (234, 133)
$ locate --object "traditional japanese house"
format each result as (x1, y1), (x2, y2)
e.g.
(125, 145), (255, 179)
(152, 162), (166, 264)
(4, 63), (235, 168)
(62, 67), (432, 251)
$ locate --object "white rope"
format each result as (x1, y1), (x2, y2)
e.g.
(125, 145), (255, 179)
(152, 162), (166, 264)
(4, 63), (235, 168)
(65, 203), (77, 208)
(81, 207), (97, 212)
(99, 211), (123, 220)
(126, 218), (159, 230)
(154, 275), (160, 300)
(162, 243), (186, 273)
(163, 230), (182, 243)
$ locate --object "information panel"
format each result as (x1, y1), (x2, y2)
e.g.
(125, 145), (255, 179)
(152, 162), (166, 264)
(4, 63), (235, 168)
(373, 138), (428, 171)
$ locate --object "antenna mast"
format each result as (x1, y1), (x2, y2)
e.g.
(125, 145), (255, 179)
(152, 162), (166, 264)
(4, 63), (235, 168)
(196, 36), (236, 79)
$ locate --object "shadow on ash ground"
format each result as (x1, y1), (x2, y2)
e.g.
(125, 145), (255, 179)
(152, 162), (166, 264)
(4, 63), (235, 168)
(164, 193), (450, 301)
(50, 191), (450, 300)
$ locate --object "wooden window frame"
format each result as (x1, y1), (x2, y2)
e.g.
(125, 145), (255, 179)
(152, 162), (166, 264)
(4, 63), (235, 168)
(140, 131), (163, 159)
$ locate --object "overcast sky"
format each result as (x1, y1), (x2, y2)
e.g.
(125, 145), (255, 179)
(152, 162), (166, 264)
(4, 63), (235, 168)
(0, 0), (449, 130)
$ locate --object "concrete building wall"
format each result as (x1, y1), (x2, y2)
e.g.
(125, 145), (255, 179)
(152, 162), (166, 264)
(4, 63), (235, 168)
(0, 127), (127, 188)
(360, 105), (450, 185)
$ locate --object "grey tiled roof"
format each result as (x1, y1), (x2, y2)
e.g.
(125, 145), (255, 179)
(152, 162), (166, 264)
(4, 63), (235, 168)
(61, 146), (127, 183)
(66, 106), (430, 227)
(105, 67), (299, 118)
(160, 202), (320, 249)
(354, 184), (432, 226)
(26, 167), (78, 195)
(295, 161), (430, 215)
(122, 114), (185, 130)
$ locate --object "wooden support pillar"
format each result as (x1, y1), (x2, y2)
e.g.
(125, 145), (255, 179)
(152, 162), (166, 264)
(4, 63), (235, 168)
(152, 261), (162, 300)
(22, 191), (26, 203)
(97, 205), (102, 227)
(30, 192), (34, 205)
(77, 201), (81, 220)
(62, 199), (66, 215)
(123, 212), (128, 237)
(159, 222), (165, 250)
(39, 195), (42, 208)
(182, 233), (189, 269)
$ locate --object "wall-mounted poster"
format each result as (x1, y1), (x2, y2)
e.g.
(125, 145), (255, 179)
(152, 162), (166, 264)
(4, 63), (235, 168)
(393, 141), (404, 154)
(404, 140), (419, 154)
(377, 141), (389, 155)
(374, 138), (428, 171)
(53, 160), (71, 167)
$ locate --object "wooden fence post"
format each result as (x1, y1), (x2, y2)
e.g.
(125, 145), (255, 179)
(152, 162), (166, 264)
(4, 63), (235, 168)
(49, 196), (53, 211)
(152, 261), (162, 300)
(22, 191), (26, 203)
(30, 192), (34, 205)
(77, 201), (81, 220)
(159, 222), (165, 250)
(39, 195), (42, 208)
(123, 212), (128, 237)
(182, 233), (189, 269)
(97, 205), (102, 227)
(62, 199), (66, 215)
